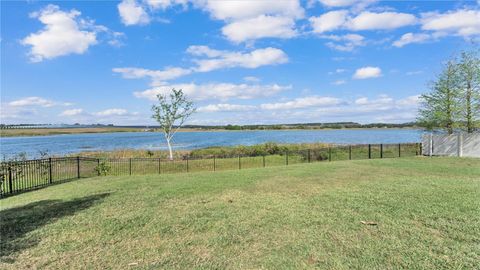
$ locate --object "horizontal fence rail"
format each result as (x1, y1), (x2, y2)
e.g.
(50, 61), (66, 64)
(0, 143), (421, 197)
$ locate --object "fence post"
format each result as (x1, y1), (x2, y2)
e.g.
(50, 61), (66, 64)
(213, 156), (216, 171)
(49, 157), (53, 183)
(307, 149), (311, 163)
(8, 166), (13, 194)
(349, 145), (352, 160)
(158, 158), (161, 174)
(286, 151), (289, 166)
(368, 144), (371, 159)
(238, 155), (241, 170)
(186, 157), (189, 172)
(328, 148), (331, 161)
(380, 144), (383, 158)
(97, 159), (100, 176)
(457, 133), (463, 157)
(76, 156), (80, 178)
(419, 143), (422, 156)
(129, 158), (132, 175)
(263, 155), (266, 167)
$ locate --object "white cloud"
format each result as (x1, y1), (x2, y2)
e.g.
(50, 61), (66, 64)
(392, 9), (480, 48)
(21, 5), (98, 62)
(113, 67), (192, 85)
(243, 76), (260, 82)
(316, 0), (377, 8)
(260, 96), (341, 110)
(309, 10), (348, 33)
(197, 0), (304, 21)
(353, 66), (382, 79)
(322, 33), (366, 51)
(114, 47), (288, 87)
(396, 95), (420, 107)
(8, 97), (71, 108)
(94, 108), (129, 116)
(393, 32), (432, 47)
(134, 82), (291, 101)
(310, 10), (416, 34)
(317, 0), (357, 7)
(60, 108), (84, 116)
(118, 0), (150, 25)
(198, 104), (256, 112)
(421, 9), (480, 37)
(222, 15), (297, 43)
(146, 0), (188, 10)
(187, 46), (288, 72)
(347, 11), (417, 31)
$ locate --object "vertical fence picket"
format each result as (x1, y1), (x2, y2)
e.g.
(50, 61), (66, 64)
(8, 166), (13, 194)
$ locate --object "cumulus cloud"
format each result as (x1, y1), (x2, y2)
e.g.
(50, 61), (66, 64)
(347, 11), (417, 31)
(222, 15), (297, 43)
(187, 46), (288, 72)
(421, 9), (480, 37)
(197, 0), (304, 21)
(117, 0), (304, 42)
(392, 9), (480, 48)
(243, 76), (260, 82)
(118, 0), (150, 25)
(310, 10), (416, 33)
(309, 10), (349, 33)
(60, 108), (84, 116)
(21, 5), (98, 62)
(94, 108), (130, 116)
(260, 96), (342, 110)
(392, 32), (432, 47)
(322, 34), (366, 51)
(198, 104), (256, 112)
(9, 97), (71, 108)
(113, 67), (192, 85)
(353, 66), (382, 79)
(114, 46), (288, 85)
(134, 82), (291, 101)
(316, 0), (377, 8)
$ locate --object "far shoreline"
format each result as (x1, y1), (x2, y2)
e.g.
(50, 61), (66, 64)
(0, 126), (423, 138)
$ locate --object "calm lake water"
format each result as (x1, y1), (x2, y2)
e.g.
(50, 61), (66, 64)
(1, 129), (423, 159)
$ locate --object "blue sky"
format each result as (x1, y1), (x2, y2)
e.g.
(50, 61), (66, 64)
(1, 0), (479, 125)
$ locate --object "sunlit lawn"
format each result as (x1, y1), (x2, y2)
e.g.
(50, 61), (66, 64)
(1, 157), (479, 269)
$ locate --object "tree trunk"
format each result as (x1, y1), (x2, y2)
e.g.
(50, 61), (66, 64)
(466, 81), (473, 133)
(166, 138), (174, 160)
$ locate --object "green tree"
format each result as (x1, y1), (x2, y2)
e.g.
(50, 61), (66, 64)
(418, 60), (461, 134)
(151, 89), (195, 160)
(457, 50), (480, 133)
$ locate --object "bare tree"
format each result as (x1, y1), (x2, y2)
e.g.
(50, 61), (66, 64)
(151, 89), (195, 160)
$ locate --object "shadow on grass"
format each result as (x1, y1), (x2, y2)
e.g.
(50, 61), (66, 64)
(0, 193), (110, 262)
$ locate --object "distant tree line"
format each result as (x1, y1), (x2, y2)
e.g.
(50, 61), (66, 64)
(183, 122), (420, 130)
(418, 49), (480, 134)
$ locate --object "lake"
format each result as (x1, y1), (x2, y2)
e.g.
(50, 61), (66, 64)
(0, 129), (424, 159)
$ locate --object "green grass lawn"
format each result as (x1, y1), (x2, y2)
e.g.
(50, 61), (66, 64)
(1, 157), (479, 269)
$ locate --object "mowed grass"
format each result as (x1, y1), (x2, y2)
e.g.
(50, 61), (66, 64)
(1, 157), (479, 269)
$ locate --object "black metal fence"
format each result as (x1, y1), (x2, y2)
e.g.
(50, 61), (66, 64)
(0, 143), (421, 197)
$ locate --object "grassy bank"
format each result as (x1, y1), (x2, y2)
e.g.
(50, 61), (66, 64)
(1, 157), (479, 269)
(74, 142), (332, 159)
(0, 127), (143, 137)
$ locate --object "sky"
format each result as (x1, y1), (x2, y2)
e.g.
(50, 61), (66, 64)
(1, 0), (479, 125)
